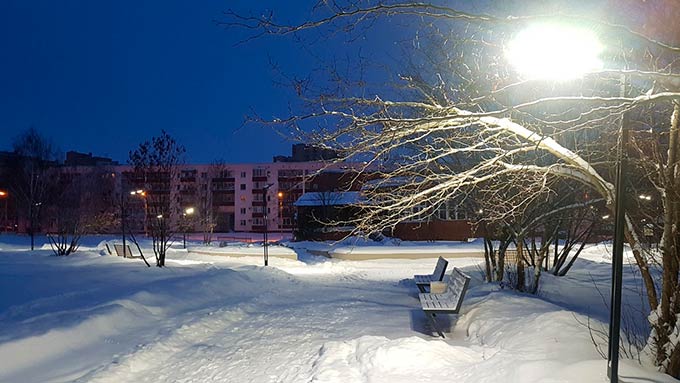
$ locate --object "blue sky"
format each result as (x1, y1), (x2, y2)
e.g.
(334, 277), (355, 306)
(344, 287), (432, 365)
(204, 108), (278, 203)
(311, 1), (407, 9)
(0, 1), (340, 164)
(0, 1), (617, 164)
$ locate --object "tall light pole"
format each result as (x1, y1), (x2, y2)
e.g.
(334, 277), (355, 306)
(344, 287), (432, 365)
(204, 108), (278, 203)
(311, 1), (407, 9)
(262, 183), (274, 266)
(183, 207), (195, 248)
(122, 189), (146, 258)
(607, 74), (628, 382)
(0, 190), (8, 233)
(508, 23), (627, 383)
(278, 191), (284, 232)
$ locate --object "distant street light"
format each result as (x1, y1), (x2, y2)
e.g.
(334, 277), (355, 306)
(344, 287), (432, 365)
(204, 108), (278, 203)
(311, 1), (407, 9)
(508, 23), (624, 383)
(262, 183), (274, 266)
(278, 191), (284, 231)
(0, 190), (8, 233)
(122, 189), (146, 258)
(183, 207), (195, 248)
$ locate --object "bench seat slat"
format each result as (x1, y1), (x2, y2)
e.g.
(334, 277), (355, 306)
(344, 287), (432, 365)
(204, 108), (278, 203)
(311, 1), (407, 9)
(414, 257), (449, 287)
(418, 267), (470, 314)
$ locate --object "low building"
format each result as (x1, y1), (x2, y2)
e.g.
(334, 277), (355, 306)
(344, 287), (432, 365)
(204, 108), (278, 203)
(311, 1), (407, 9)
(294, 187), (478, 242)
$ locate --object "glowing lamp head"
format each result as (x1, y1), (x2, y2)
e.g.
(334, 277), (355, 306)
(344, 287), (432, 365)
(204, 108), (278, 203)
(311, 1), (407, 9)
(278, 192), (283, 198)
(507, 23), (603, 81)
(0, 191), (7, 197)
(185, 207), (195, 215)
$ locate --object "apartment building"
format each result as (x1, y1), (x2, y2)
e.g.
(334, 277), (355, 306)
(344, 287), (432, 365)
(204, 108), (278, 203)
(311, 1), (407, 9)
(115, 161), (352, 234)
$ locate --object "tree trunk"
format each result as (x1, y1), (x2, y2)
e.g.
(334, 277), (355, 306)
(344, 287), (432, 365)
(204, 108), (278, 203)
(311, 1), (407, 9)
(516, 238), (525, 292)
(483, 237), (493, 282)
(650, 102), (680, 372)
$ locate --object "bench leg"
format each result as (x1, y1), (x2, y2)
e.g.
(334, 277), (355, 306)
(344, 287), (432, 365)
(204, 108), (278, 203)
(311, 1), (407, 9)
(425, 312), (445, 338)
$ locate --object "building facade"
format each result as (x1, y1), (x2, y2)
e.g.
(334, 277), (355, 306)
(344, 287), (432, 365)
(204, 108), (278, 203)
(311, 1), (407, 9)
(110, 161), (352, 234)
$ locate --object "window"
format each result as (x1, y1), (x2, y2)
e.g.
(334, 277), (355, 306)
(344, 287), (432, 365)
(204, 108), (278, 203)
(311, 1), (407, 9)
(402, 205), (427, 222)
(437, 203), (448, 220)
(240, 171), (246, 178)
(240, 184), (246, 190)
(283, 218), (292, 226)
(240, 208), (246, 214)
(253, 194), (264, 202)
(252, 206), (263, 213)
(240, 220), (246, 226)
(219, 170), (233, 178)
(252, 217), (264, 226)
(253, 168), (268, 177)
(213, 182), (234, 191)
(278, 169), (303, 177)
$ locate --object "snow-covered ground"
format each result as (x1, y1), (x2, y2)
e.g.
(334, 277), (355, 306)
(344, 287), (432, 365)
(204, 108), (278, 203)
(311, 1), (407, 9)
(0, 234), (675, 382)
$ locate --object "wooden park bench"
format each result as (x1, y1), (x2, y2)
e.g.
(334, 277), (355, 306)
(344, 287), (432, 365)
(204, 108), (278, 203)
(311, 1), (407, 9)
(418, 267), (471, 338)
(414, 256), (449, 293)
(113, 243), (138, 258)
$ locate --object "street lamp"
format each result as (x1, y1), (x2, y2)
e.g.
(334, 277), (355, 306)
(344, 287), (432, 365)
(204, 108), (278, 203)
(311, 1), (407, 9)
(122, 189), (146, 258)
(182, 207), (195, 248)
(508, 23), (625, 383)
(277, 191), (284, 231)
(0, 190), (7, 233)
(262, 183), (274, 266)
(506, 22), (603, 81)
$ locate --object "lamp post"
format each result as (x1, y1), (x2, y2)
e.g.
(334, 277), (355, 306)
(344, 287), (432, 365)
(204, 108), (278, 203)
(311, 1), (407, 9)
(508, 23), (626, 382)
(0, 190), (7, 233)
(183, 207), (195, 248)
(277, 191), (284, 231)
(262, 183), (274, 266)
(608, 83), (628, 382)
(122, 189), (146, 258)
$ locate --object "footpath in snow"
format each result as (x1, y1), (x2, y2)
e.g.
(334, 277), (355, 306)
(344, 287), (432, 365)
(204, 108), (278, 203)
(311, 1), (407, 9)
(0, 235), (675, 382)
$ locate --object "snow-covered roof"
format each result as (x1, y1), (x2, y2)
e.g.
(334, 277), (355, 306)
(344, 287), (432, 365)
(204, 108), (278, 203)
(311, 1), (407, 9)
(361, 176), (424, 190)
(294, 191), (363, 207)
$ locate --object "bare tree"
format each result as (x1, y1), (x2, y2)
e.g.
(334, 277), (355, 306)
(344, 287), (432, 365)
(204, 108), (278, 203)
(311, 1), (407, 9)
(8, 127), (58, 250)
(295, 190), (359, 240)
(225, 1), (680, 375)
(199, 161), (227, 245)
(129, 130), (186, 267)
(44, 168), (118, 256)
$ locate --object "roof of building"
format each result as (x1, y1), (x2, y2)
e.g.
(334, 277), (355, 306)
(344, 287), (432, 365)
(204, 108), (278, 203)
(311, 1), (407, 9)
(294, 191), (363, 207)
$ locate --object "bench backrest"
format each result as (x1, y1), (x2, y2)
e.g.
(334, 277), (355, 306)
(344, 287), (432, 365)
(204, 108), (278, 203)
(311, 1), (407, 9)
(445, 267), (471, 313)
(113, 244), (133, 257)
(432, 256), (449, 281)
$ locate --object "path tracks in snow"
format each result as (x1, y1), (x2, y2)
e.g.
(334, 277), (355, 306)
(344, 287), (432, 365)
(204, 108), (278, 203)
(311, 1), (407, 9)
(80, 267), (415, 383)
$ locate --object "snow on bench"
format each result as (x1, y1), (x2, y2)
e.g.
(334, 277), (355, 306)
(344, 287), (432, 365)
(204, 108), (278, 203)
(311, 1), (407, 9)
(418, 267), (471, 338)
(113, 244), (138, 258)
(414, 256), (449, 293)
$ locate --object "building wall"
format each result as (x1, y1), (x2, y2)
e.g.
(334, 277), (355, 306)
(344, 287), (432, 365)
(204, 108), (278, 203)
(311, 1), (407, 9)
(391, 220), (477, 241)
(112, 162), (353, 233)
